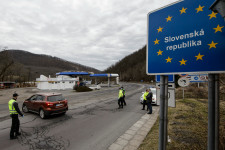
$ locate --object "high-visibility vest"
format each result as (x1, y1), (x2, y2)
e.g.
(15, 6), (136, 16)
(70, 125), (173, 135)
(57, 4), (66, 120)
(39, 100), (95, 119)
(8, 99), (18, 115)
(123, 89), (125, 96)
(143, 92), (149, 101)
(118, 90), (124, 98)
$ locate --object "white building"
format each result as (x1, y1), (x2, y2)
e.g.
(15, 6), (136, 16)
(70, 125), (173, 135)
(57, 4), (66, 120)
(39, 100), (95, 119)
(36, 75), (79, 90)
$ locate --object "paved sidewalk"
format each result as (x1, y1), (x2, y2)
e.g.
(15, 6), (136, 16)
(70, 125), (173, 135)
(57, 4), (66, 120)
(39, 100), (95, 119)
(108, 106), (160, 150)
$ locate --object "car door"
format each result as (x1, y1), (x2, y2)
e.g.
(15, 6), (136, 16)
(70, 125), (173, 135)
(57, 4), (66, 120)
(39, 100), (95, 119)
(33, 95), (45, 112)
(26, 95), (37, 111)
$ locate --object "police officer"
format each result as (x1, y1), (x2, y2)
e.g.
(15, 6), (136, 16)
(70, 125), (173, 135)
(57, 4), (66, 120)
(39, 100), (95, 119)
(146, 89), (153, 114)
(8, 93), (24, 140)
(121, 87), (126, 106)
(142, 89), (149, 110)
(118, 88), (124, 109)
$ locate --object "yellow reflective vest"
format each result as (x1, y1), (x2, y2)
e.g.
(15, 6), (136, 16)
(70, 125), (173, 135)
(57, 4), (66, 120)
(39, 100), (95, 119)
(8, 99), (18, 115)
(143, 92), (149, 101)
(118, 89), (124, 98)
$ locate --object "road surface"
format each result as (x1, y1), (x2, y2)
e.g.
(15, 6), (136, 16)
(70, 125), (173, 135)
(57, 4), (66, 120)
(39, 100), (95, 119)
(0, 83), (155, 150)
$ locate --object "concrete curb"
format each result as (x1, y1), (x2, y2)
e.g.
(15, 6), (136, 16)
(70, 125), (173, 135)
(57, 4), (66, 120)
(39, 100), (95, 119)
(108, 106), (160, 150)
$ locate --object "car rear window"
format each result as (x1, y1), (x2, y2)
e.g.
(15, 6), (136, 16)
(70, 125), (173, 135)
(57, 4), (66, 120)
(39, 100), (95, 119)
(151, 89), (156, 94)
(47, 95), (65, 102)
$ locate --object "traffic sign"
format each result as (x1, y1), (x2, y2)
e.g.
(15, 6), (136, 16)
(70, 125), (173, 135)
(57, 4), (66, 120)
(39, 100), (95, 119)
(147, 0), (225, 75)
(178, 77), (190, 87)
(156, 75), (174, 82)
(188, 74), (208, 82)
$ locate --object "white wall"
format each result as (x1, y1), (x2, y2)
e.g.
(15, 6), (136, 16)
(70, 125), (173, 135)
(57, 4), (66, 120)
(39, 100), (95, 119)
(36, 75), (78, 90)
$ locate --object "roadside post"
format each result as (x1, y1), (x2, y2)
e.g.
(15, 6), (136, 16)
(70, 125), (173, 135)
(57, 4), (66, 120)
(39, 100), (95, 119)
(107, 74), (111, 87)
(178, 77), (190, 100)
(147, 0), (225, 149)
(159, 75), (169, 150)
(156, 75), (175, 107)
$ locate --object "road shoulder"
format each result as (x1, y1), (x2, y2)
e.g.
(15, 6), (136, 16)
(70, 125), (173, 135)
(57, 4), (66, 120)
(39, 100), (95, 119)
(108, 106), (159, 150)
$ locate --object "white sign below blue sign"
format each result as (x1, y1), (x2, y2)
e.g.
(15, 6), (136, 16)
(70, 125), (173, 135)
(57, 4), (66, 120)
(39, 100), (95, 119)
(186, 74), (208, 82)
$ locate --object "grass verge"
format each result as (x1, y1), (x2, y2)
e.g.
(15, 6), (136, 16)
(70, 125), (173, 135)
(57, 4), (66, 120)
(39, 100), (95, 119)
(138, 98), (225, 150)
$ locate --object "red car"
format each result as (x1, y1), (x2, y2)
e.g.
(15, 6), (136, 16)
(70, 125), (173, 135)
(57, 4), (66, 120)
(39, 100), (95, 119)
(22, 93), (68, 119)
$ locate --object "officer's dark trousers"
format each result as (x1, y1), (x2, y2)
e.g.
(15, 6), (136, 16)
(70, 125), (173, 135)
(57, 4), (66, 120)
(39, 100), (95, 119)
(118, 98), (123, 108)
(147, 102), (152, 114)
(142, 100), (147, 110)
(122, 96), (126, 105)
(10, 114), (20, 138)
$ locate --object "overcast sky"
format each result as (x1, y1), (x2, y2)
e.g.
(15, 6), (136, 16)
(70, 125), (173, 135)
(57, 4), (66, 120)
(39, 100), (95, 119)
(0, 0), (176, 71)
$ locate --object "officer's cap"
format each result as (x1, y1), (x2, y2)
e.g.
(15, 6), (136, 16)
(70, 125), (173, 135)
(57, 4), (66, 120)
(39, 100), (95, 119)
(13, 93), (19, 97)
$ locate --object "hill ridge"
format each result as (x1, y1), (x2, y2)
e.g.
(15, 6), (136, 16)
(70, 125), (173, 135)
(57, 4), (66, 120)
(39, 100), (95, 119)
(0, 49), (100, 81)
(104, 45), (154, 82)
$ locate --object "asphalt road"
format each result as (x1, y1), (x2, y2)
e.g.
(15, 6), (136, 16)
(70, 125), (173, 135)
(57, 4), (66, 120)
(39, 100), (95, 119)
(0, 83), (152, 150)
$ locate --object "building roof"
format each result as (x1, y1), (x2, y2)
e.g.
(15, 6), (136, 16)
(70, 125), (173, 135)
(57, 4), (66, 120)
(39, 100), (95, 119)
(90, 74), (119, 77)
(0, 82), (15, 84)
(56, 72), (89, 76)
(90, 74), (109, 77)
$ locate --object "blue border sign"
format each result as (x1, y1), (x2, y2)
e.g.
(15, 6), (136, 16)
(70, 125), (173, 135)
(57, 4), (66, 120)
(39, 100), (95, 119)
(147, 0), (225, 75)
(156, 75), (174, 82)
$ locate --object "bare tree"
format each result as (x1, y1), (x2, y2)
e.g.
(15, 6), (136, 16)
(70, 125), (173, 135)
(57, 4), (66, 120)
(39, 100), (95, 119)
(0, 50), (14, 81)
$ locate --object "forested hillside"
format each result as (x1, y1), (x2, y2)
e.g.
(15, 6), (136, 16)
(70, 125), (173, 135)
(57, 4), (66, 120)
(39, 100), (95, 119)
(105, 45), (154, 82)
(0, 50), (100, 82)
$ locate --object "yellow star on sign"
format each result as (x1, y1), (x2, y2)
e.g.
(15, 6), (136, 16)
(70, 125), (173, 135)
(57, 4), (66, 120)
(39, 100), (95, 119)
(208, 41), (218, 49)
(157, 50), (163, 55)
(166, 56), (172, 63)
(195, 53), (204, 60)
(180, 7), (187, 14)
(213, 25), (224, 33)
(179, 58), (187, 65)
(154, 38), (160, 45)
(157, 27), (163, 33)
(208, 11), (217, 19)
(166, 16), (172, 22)
(196, 5), (204, 13)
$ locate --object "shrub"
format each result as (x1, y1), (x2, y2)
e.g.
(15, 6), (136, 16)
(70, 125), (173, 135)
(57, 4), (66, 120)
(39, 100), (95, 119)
(74, 86), (92, 92)
(176, 86), (208, 99)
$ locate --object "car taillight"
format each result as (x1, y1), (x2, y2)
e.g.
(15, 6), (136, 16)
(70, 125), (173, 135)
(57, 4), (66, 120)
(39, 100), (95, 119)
(46, 102), (53, 106)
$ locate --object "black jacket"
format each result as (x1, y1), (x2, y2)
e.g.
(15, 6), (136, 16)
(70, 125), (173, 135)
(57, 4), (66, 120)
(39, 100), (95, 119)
(12, 100), (23, 116)
(146, 92), (152, 103)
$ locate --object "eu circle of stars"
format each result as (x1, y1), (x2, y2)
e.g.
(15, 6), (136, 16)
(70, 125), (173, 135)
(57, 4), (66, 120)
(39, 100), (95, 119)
(153, 4), (224, 66)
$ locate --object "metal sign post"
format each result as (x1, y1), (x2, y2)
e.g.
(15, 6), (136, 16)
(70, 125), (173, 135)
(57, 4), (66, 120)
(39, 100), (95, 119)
(183, 88), (184, 100)
(164, 76), (168, 149)
(208, 74), (219, 150)
(159, 75), (168, 150)
(215, 75), (219, 150)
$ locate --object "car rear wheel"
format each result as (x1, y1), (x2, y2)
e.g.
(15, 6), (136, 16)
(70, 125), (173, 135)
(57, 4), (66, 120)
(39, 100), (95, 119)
(22, 105), (29, 113)
(39, 109), (46, 119)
